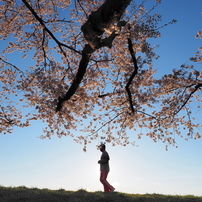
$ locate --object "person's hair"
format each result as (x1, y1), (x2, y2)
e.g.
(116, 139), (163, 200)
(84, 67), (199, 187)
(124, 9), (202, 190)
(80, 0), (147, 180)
(100, 144), (106, 150)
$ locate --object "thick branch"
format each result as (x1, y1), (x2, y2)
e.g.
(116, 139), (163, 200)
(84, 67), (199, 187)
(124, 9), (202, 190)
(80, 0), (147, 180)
(81, 0), (131, 49)
(125, 38), (139, 113)
(56, 0), (132, 111)
(56, 44), (93, 111)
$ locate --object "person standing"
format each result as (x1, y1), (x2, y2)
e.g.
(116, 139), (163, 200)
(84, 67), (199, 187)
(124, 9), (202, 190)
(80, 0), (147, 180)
(98, 144), (115, 192)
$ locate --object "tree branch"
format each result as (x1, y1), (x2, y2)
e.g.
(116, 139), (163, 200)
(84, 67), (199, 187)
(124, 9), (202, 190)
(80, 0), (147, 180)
(56, 0), (132, 111)
(125, 38), (139, 113)
(56, 44), (93, 111)
(81, 0), (131, 49)
(21, 0), (79, 55)
(0, 57), (24, 73)
(0, 106), (14, 126)
(174, 83), (202, 116)
(86, 112), (123, 137)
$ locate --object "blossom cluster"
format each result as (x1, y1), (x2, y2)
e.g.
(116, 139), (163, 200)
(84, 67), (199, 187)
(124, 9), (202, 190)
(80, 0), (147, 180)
(0, 0), (201, 149)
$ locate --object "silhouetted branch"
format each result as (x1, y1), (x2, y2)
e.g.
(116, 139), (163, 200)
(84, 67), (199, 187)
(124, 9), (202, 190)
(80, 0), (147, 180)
(56, 44), (93, 111)
(21, 0), (79, 55)
(86, 112), (123, 137)
(125, 38), (139, 113)
(0, 106), (14, 126)
(0, 57), (24, 73)
(174, 83), (202, 116)
(56, 0), (132, 111)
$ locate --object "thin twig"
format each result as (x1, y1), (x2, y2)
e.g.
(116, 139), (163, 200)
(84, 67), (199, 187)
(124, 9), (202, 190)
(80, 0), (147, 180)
(0, 58), (24, 73)
(86, 113), (123, 137)
(174, 83), (202, 116)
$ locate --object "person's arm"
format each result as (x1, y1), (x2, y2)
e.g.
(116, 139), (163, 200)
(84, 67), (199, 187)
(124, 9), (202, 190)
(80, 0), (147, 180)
(98, 152), (110, 164)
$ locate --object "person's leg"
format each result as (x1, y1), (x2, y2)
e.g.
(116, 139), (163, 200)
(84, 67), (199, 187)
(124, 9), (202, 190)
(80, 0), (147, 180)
(103, 171), (111, 192)
(100, 171), (115, 192)
(100, 171), (109, 192)
(104, 184), (110, 192)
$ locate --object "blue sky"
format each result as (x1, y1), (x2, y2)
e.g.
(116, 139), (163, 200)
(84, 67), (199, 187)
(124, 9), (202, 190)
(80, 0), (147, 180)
(0, 0), (202, 196)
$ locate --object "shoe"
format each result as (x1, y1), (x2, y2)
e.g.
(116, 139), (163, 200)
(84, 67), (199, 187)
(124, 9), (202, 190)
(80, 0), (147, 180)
(110, 188), (115, 192)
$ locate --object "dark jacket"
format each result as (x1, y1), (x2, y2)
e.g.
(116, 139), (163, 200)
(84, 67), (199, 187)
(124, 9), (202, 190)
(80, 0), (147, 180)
(99, 150), (110, 171)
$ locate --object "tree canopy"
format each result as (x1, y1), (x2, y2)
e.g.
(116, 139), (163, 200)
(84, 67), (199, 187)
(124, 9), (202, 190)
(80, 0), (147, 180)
(0, 0), (201, 150)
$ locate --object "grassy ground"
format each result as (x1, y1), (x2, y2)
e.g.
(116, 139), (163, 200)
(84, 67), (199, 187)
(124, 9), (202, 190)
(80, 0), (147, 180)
(0, 186), (201, 202)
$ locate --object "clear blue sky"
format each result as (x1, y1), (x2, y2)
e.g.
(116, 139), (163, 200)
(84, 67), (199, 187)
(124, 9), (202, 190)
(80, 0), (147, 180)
(0, 0), (202, 196)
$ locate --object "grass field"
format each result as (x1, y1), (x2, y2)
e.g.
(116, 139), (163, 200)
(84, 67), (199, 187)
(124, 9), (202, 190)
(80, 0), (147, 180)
(0, 186), (201, 202)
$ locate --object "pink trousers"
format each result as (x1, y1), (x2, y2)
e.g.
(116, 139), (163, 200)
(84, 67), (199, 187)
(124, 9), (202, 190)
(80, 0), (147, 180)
(100, 171), (114, 192)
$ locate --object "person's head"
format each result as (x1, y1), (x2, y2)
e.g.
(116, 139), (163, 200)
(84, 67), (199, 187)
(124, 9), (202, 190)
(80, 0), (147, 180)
(99, 144), (106, 152)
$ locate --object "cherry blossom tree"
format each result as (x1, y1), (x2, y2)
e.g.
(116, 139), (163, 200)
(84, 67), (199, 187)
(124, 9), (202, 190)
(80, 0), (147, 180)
(0, 0), (201, 150)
